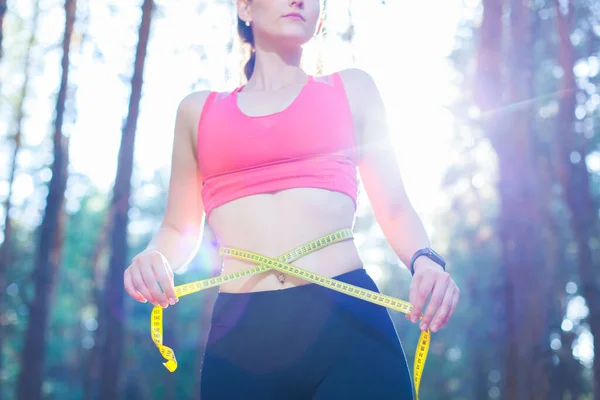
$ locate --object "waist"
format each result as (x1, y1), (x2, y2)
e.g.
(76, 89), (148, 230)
(211, 220), (361, 293)
(218, 239), (363, 293)
(209, 190), (360, 292)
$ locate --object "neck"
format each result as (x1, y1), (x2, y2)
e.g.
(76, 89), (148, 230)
(245, 45), (306, 92)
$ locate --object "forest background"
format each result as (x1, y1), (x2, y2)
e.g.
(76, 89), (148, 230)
(1, 0), (599, 399)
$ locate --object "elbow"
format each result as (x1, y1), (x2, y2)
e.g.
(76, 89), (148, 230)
(376, 197), (414, 222)
(162, 221), (204, 249)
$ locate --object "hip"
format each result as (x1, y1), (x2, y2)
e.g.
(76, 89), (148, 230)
(203, 268), (410, 396)
(208, 268), (402, 346)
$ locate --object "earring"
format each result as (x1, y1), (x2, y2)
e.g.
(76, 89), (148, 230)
(245, 20), (251, 27)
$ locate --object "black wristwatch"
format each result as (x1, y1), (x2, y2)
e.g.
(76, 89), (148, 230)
(409, 247), (446, 276)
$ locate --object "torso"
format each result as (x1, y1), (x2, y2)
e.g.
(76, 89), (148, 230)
(190, 70), (365, 293)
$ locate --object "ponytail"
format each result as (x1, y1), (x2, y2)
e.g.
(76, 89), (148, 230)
(237, 17), (255, 80)
(244, 52), (256, 81)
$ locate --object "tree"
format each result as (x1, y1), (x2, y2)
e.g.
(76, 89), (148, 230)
(15, 0), (76, 398)
(82, 207), (111, 400)
(475, 1), (551, 398)
(0, 1), (41, 398)
(555, 2), (600, 397)
(98, 0), (155, 397)
(0, 0), (7, 61)
(504, 2), (551, 398)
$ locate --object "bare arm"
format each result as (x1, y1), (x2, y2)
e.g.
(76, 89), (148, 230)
(143, 91), (208, 270)
(124, 91), (210, 308)
(339, 69), (434, 272)
(339, 69), (459, 332)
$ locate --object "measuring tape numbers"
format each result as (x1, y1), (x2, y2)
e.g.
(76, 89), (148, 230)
(150, 229), (430, 400)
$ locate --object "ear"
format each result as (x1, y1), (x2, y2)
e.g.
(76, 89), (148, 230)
(237, 0), (251, 24)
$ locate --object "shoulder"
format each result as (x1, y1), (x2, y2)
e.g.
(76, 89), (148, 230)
(337, 68), (379, 99)
(337, 68), (378, 90)
(175, 90), (216, 134)
(176, 90), (213, 125)
(335, 68), (382, 120)
(172, 91), (213, 153)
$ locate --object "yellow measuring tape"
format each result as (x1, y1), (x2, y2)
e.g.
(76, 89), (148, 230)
(150, 229), (430, 399)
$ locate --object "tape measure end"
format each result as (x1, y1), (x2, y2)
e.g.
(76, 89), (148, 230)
(163, 360), (178, 372)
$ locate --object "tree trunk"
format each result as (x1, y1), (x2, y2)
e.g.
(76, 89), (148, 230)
(476, 1), (551, 398)
(538, 151), (570, 400)
(98, 0), (154, 398)
(15, 0), (76, 398)
(503, 2), (550, 398)
(83, 210), (112, 400)
(474, 1), (510, 397)
(0, 2), (41, 398)
(556, 2), (600, 398)
(0, 0), (7, 61)
(0, 0), (41, 287)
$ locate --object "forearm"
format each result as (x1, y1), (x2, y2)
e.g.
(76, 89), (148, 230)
(382, 207), (443, 274)
(143, 224), (203, 272)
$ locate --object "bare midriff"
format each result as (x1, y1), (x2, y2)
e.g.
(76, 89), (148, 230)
(207, 187), (363, 293)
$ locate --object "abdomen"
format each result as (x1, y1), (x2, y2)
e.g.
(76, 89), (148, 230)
(208, 188), (364, 292)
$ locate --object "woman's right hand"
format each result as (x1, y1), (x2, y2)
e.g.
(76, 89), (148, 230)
(124, 250), (178, 308)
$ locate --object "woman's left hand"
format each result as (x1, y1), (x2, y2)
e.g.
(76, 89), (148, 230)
(406, 260), (460, 333)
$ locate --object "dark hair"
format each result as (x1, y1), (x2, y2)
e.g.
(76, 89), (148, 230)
(237, 17), (255, 81)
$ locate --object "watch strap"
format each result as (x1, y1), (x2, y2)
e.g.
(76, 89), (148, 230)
(409, 248), (446, 276)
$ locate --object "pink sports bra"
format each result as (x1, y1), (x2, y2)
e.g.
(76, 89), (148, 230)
(196, 72), (358, 218)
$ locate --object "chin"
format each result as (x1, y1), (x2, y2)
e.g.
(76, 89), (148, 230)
(266, 23), (315, 46)
(281, 36), (312, 47)
(276, 31), (313, 47)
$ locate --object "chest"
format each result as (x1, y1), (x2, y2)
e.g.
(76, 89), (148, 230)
(197, 85), (357, 178)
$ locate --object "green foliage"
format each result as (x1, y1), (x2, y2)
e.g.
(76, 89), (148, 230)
(2, 1), (600, 399)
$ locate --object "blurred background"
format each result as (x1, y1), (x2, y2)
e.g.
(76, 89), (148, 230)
(0, 0), (599, 399)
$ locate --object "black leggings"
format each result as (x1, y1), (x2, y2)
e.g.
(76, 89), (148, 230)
(200, 268), (414, 399)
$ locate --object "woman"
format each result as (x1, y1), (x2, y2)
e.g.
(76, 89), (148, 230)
(124, 0), (460, 398)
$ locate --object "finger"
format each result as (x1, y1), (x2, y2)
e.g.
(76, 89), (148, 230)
(124, 269), (146, 303)
(151, 254), (177, 304)
(408, 272), (422, 303)
(429, 284), (455, 332)
(167, 263), (175, 282)
(410, 276), (434, 324)
(408, 273), (423, 321)
(140, 261), (169, 307)
(421, 273), (450, 331)
(441, 287), (460, 327)
(150, 252), (174, 286)
(131, 265), (158, 306)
